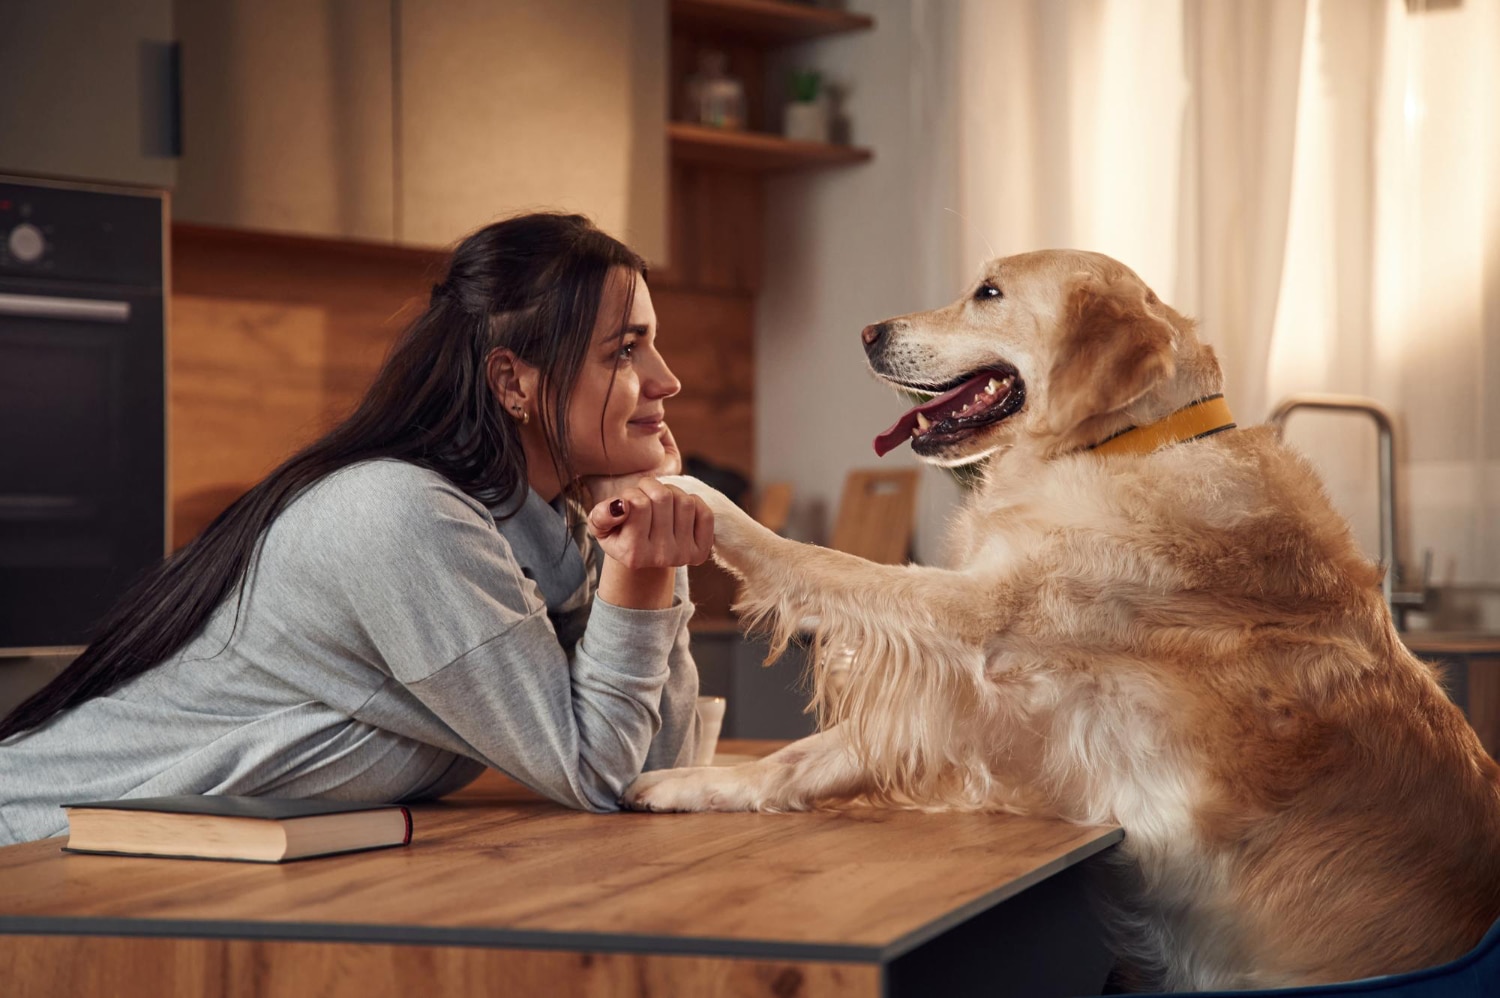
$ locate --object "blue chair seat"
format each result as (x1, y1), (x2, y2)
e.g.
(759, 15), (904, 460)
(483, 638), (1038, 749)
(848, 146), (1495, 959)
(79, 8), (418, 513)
(1125, 915), (1500, 997)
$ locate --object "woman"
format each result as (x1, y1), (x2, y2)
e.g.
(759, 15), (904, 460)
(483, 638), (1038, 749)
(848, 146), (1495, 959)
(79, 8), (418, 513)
(0, 213), (712, 845)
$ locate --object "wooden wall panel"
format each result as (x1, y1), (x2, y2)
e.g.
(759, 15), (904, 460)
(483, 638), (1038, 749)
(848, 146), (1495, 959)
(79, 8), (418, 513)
(0, 935), (879, 998)
(652, 287), (755, 480)
(655, 162), (764, 293)
(168, 226), (438, 546)
(168, 224), (756, 558)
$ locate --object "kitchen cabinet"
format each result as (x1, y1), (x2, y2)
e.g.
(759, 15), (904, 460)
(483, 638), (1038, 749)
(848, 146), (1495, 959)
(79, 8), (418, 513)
(395, 0), (667, 260)
(0, 0), (177, 189)
(173, 0), (395, 241)
(1403, 633), (1500, 757)
(173, 0), (666, 259)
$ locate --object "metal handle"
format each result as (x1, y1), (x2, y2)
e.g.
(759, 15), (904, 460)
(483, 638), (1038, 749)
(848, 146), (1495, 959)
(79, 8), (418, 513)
(1269, 393), (1403, 612)
(0, 292), (131, 323)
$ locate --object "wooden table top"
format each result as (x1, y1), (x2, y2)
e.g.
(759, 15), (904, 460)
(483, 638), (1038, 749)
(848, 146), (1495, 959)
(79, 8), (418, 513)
(0, 741), (1123, 963)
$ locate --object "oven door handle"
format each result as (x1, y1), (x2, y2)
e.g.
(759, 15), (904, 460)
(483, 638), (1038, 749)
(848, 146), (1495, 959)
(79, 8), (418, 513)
(0, 292), (131, 323)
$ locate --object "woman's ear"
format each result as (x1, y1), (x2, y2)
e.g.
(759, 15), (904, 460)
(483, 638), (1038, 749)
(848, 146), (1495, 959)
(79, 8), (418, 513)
(1047, 276), (1176, 436)
(485, 347), (538, 418)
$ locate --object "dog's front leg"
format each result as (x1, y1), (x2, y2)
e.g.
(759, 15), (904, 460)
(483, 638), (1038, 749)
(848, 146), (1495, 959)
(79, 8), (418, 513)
(623, 725), (869, 813)
(660, 475), (1010, 650)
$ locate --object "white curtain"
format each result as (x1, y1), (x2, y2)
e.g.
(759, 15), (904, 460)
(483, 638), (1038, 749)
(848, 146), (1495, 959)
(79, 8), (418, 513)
(1269, 0), (1500, 607)
(912, 0), (1500, 607)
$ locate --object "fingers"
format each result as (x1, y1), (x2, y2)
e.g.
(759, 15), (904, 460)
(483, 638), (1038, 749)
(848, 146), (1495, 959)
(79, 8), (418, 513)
(592, 479), (714, 569)
(634, 477), (677, 543)
(587, 496), (630, 539)
(658, 423), (683, 477)
(691, 496), (714, 564)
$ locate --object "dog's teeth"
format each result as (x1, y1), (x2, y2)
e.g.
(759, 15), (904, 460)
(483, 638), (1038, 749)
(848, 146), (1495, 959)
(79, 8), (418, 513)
(960, 403), (970, 413)
(987, 378), (1001, 393)
(911, 426), (920, 438)
(974, 391), (986, 403)
(916, 412), (931, 431)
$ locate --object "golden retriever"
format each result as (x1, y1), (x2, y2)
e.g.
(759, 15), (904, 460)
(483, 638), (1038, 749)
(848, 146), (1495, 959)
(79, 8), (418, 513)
(623, 250), (1500, 991)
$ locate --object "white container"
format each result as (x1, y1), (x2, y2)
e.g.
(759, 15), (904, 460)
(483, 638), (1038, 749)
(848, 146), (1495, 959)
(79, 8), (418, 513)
(693, 696), (727, 766)
(782, 98), (830, 144)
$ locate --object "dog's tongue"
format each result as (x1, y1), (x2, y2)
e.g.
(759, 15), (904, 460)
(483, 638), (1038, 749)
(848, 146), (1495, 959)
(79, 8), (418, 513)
(874, 412), (921, 457)
(873, 373), (993, 456)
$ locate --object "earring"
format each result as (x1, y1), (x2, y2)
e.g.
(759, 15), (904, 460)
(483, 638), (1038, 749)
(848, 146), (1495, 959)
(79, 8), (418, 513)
(512, 405), (530, 425)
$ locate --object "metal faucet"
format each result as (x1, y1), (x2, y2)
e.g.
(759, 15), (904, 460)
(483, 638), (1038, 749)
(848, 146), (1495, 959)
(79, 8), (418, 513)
(1267, 393), (1431, 629)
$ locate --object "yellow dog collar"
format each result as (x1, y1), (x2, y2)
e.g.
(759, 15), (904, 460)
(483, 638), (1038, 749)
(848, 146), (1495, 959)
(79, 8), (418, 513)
(1088, 395), (1237, 457)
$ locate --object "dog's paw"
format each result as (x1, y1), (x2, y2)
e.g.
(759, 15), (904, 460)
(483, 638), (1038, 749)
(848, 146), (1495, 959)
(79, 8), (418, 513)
(658, 475), (769, 559)
(621, 766), (757, 813)
(658, 475), (736, 517)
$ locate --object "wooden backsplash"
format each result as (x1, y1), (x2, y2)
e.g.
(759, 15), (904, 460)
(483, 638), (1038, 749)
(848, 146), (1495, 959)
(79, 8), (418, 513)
(168, 223), (755, 548)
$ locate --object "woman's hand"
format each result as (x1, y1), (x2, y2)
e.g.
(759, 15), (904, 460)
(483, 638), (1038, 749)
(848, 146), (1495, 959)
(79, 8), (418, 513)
(588, 477), (713, 568)
(580, 424), (683, 510)
(587, 476), (713, 610)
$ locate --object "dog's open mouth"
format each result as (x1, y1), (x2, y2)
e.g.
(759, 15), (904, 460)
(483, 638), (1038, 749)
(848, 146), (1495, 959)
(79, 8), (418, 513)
(873, 366), (1026, 456)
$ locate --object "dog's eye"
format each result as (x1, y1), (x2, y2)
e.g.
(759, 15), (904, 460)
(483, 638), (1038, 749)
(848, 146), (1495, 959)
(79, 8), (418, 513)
(974, 283), (1003, 301)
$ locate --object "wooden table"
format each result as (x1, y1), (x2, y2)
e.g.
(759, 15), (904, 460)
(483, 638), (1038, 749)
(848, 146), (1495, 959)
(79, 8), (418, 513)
(0, 741), (1123, 997)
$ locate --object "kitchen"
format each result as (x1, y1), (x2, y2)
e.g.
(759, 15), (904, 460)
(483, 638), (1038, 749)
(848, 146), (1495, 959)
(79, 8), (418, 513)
(3, 1), (1500, 995)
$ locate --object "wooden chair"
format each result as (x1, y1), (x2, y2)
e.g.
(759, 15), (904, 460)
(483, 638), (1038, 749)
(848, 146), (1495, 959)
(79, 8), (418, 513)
(752, 481), (793, 535)
(808, 468), (920, 696)
(828, 468), (919, 563)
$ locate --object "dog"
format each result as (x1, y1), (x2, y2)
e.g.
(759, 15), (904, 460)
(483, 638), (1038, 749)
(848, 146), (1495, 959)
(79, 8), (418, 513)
(623, 250), (1500, 991)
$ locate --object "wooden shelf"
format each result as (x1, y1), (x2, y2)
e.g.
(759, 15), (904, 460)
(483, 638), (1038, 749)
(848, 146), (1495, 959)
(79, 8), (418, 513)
(669, 122), (871, 171)
(671, 0), (874, 43)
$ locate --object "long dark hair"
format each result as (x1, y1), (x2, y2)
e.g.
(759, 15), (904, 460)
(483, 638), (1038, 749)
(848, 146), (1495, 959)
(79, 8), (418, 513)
(0, 212), (644, 741)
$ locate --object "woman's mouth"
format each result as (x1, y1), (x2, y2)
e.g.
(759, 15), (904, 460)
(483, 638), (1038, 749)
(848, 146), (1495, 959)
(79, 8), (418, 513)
(629, 414), (665, 433)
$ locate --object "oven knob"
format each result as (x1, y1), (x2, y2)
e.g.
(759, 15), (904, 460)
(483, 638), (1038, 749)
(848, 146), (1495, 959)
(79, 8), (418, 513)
(8, 223), (44, 263)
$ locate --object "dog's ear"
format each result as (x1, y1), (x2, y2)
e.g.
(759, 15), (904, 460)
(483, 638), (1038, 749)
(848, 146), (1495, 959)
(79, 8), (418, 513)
(1047, 276), (1176, 436)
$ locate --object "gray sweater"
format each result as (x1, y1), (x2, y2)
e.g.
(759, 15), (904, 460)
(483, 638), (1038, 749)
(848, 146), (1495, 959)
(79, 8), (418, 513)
(0, 459), (699, 845)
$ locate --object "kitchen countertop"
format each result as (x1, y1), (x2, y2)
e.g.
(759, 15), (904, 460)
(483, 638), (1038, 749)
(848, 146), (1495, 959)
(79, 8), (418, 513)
(1401, 632), (1500, 655)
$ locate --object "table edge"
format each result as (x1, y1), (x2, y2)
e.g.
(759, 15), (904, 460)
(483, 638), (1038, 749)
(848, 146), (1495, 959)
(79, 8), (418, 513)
(878, 825), (1124, 960)
(0, 827), (1123, 964)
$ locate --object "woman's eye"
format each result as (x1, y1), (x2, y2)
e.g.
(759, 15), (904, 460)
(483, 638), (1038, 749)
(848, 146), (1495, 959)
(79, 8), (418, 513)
(617, 340), (637, 360)
(974, 283), (1003, 301)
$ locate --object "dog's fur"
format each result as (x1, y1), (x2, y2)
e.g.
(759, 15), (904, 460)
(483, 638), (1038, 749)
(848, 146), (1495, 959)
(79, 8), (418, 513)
(624, 250), (1500, 991)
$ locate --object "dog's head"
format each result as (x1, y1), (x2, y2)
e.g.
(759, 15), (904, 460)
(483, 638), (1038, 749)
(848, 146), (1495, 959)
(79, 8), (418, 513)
(866, 249), (1221, 466)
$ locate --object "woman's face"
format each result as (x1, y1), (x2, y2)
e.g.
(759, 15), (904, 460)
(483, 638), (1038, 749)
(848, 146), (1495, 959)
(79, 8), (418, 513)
(563, 268), (680, 478)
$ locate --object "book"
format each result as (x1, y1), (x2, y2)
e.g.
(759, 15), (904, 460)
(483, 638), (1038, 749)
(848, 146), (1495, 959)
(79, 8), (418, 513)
(61, 796), (413, 863)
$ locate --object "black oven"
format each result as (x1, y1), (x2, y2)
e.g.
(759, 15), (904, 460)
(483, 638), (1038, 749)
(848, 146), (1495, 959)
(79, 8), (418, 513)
(0, 177), (166, 654)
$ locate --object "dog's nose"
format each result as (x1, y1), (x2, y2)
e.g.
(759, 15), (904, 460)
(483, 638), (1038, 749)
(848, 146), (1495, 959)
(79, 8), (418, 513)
(864, 322), (894, 358)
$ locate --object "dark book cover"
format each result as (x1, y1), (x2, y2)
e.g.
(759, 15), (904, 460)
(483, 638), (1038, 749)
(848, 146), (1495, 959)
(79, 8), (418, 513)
(63, 795), (406, 822)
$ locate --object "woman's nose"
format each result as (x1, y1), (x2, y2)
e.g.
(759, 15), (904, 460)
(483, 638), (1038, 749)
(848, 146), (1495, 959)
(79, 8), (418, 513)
(644, 353), (682, 399)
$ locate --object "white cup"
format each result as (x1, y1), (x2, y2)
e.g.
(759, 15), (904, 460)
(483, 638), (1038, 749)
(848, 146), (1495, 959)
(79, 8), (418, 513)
(693, 696), (727, 767)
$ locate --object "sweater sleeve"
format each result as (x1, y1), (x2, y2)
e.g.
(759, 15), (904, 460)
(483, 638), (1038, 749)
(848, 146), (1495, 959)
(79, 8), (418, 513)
(321, 468), (694, 811)
(643, 567), (701, 772)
